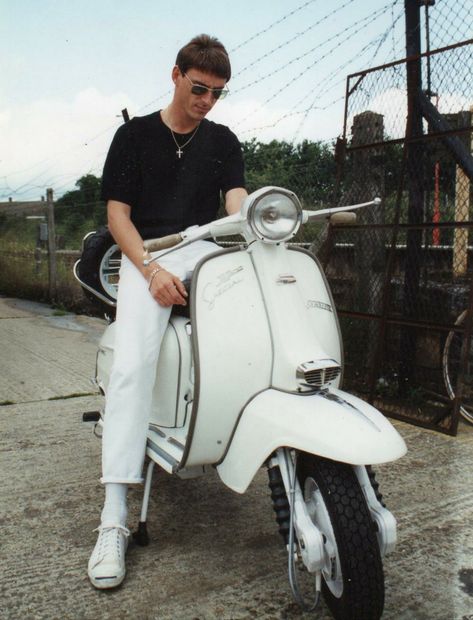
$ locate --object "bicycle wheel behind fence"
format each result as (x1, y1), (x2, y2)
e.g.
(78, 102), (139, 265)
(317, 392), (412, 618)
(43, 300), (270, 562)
(443, 310), (473, 424)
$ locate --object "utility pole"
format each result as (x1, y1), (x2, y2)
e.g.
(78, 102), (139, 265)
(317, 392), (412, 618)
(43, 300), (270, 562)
(46, 188), (57, 301)
(399, 0), (425, 394)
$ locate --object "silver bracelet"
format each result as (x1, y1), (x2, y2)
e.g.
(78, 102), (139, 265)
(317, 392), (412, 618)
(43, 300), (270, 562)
(148, 266), (164, 290)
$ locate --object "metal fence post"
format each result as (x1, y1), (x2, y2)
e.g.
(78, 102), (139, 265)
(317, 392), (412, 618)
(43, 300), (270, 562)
(46, 188), (57, 301)
(453, 108), (473, 278)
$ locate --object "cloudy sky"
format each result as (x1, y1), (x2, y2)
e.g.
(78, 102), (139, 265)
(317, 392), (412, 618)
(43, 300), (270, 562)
(0, 0), (417, 201)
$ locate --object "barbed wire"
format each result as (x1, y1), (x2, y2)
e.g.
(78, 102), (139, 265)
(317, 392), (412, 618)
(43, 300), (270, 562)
(238, 95), (346, 140)
(234, 3), (396, 130)
(135, 88), (173, 115)
(237, 1), (405, 141)
(291, 15), (402, 142)
(229, 0), (319, 53)
(3, 0), (470, 202)
(0, 2), (397, 200)
(235, 0), (357, 78)
(294, 6), (404, 130)
(1, 172), (77, 199)
(7, 0), (378, 189)
(234, 2), (395, 96)
(0, 165), (102, 200)
(2, 111), (123, 180)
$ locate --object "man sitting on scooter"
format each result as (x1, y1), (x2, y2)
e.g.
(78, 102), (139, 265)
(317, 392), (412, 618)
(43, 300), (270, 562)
(88, 34), (247, 589)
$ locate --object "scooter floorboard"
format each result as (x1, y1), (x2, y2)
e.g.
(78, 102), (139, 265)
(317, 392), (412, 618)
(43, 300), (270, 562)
(146, 426), (186, 473)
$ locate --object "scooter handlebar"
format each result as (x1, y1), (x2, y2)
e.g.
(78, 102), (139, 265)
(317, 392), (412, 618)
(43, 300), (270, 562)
(303, 197), (381, 223)
(141, 198), (380, 265)
(144, 233), (184, 252)
(329, 212), (357, 225)
(143, 212), (245, 263)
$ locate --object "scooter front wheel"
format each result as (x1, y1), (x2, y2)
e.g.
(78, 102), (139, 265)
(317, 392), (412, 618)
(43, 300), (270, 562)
(297, 453), (384, 620)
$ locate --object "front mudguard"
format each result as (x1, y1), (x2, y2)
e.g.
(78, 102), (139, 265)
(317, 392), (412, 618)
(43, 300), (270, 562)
(216, 388), (407, 493)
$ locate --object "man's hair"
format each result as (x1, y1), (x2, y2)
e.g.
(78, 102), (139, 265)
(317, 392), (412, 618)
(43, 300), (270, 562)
(176, 34), (231, 81)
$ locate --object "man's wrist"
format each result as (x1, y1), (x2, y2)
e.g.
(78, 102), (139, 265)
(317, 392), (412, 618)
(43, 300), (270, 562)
(147, 265), (165, 289)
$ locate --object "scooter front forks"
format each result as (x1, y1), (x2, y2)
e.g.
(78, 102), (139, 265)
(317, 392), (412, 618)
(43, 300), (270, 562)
(267, 449), (325, 573)
(267, 449), (322, 611)
(267, 460), (291, 544)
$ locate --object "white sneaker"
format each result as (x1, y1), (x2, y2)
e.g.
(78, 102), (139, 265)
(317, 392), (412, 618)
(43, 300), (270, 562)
(88, 524), (130, 589)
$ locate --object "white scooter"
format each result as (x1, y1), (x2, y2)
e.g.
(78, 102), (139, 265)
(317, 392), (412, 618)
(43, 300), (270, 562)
(75, 187), (407, 620)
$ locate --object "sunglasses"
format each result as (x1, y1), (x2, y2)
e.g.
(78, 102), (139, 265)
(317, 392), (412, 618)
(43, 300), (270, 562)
(183, 73), (229, 100)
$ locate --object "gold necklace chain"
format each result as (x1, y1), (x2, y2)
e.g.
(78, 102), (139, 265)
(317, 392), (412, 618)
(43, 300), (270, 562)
(170, 124), (200, 159)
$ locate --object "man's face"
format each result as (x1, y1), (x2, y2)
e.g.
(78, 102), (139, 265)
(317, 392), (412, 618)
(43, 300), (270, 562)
(172, 66), (227, 123)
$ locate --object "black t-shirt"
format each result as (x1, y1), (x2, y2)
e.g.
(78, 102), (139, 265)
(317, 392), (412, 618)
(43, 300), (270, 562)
(101, 111), (245, 239)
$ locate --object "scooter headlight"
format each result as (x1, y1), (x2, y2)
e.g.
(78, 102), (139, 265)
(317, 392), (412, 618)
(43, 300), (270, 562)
(246, 187), (302, 243)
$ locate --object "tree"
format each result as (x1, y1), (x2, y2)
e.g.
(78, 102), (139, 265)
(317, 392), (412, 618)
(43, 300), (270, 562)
(56, 174), (102, 208)
(241, 139), (336, 208)
(55, 174), (105, 247)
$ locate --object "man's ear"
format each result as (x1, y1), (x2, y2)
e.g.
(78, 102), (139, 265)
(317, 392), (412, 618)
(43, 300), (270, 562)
(171, 65), (180, 85)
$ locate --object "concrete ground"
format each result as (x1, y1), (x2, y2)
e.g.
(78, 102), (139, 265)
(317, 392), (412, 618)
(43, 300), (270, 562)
(0, 295), (472, 620)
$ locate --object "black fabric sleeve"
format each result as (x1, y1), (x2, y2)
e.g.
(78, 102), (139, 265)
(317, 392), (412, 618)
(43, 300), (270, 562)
(220, 130), (246, 195)
(100, 121), (140, 207)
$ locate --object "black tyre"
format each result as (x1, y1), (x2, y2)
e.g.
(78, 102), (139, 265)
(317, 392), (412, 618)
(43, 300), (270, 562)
(297, 453), (384, 620)
(77, 227), (120, 313)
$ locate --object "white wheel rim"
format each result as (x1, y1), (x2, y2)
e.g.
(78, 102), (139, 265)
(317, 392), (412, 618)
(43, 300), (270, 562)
(99, 244), (120, 299)
(443, 310), (473, 423)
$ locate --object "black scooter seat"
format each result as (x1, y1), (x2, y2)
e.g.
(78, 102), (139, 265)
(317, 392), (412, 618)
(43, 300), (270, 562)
(171, 279), (191, 319)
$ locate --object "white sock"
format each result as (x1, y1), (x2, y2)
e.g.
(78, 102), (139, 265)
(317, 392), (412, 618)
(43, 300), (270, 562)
(101, 483), (128, 527)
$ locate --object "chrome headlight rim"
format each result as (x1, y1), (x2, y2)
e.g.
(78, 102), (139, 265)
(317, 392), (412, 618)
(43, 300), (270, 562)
(246, 187), (303, 244)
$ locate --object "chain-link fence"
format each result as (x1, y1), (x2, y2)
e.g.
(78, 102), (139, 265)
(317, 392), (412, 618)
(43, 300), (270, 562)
(426, 0), (472, 50)
(329, 36), (473, 435)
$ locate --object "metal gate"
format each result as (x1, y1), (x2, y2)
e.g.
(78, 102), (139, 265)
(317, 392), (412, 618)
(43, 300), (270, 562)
(327, 37), (473, 435)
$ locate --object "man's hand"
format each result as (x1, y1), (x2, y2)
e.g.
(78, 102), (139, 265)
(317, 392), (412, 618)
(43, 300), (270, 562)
(149, 268), (188, 307)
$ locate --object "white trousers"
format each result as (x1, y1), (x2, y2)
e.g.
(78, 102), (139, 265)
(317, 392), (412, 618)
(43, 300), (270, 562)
(101, 240), (218, 484)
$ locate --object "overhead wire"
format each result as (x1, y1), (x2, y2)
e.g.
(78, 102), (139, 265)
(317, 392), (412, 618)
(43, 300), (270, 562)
(291, 4), (405, 141)
(230, 0), (320, 53)
(235, 0), (356, 77)
(235, 1), (396, 95)
(0, 110), (123, 200)
(122, 1), (326, 117)
(366, 4), (405, 67)
(234, 1), (397, 131)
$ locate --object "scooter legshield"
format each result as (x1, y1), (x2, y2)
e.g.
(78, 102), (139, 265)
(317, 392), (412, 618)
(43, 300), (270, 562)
(217, 388), (407, 493)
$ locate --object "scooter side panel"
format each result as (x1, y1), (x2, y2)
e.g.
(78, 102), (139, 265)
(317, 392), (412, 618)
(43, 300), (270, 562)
(183, 249), (273, 467)
(217, 388), (407, 493)
(96, 318), (189, 429)
(150, 316), (193, 428)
